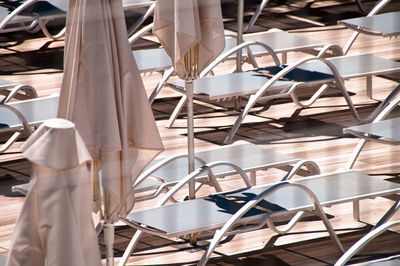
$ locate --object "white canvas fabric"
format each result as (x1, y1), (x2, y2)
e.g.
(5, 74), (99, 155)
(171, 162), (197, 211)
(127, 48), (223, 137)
(153, 0), (225, 79)
(6, 119), (101, 266)
(57, 0), (164, 221)
(22, 119), (92, 170)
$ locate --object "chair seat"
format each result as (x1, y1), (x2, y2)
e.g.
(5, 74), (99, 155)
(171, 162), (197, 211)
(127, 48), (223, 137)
(0, 95), (58, 133)
(344, 117), (400, 142)
(339, 11), (400, 37)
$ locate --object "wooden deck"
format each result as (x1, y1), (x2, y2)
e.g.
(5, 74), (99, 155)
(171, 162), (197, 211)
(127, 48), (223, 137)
(1, 0), (400, 265)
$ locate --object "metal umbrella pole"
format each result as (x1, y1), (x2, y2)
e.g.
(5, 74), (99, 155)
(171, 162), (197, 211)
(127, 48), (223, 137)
(235, 0), (244, 110)
(236, 0), (244, 73)
(185, 46), (198, 200)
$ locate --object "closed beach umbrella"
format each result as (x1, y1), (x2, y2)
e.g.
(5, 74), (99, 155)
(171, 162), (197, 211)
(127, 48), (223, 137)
(7, 118), (101, 266)
(57, 0), (164, 264)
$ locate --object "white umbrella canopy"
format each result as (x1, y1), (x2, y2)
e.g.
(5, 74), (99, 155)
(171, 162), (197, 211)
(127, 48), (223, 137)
(6, 119), (101, 266)
(58, 0), (164, 222)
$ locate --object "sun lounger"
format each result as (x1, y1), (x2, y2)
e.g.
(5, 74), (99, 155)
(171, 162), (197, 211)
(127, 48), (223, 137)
(335, 221), (400, 266)
(119, 168), (400, 266)
(132, 140), (320, 201)
(0, 0), (154, 41)
(167, 53), (400, 144)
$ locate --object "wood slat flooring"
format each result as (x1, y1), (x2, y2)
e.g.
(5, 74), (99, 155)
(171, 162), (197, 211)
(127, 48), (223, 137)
(1, 0), (400, 265)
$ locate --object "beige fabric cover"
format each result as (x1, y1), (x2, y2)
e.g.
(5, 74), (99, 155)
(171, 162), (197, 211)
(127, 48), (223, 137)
(6, 119), (101, 266)
(58, 0), (164, 221)
(153, 0), (225, 79)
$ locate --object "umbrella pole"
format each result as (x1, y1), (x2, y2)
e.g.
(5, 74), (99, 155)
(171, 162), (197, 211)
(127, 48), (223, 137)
(96, 157), (114, 266)
(235, 0), (244, 110)
(104, 220), (115, 266)
(185, 46), (198, 200)
(186, 78), (195, 199)
(236, 0), (244, 73)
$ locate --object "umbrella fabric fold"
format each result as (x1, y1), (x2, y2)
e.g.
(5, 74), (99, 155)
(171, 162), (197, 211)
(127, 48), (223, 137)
(58, 0), (164, 221)
(6, 119), (101, 266)
(22, 118), (92, 170)
(153, 0), (225, 79)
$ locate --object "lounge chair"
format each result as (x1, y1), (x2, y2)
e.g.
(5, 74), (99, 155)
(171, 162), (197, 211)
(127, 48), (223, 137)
(167, 52), (400, 144)
(118, 166), (400, 266)
(132, 140), (320, 201)
(0, 0), (154, 41)
(335, 221), (400, 266)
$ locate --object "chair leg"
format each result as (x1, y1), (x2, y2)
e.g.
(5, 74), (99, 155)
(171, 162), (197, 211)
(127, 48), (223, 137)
(166, 95), (187, 128)
(117, 230), (144, 266)
(244, 0), (271, 33)
(149, 67), (175, 104)
(373, 199), (400, 229)
(353, 200), (360, 221)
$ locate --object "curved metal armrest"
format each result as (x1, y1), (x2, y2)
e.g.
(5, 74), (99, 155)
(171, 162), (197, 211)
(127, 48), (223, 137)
(0, 0), (39, 31)
(281, 159), (321, 181)
(132, 154), (207, 191)
(0, 104), (33, 135)
(200, 41), (281, 78)
(224, 55), (348, 144)
(1, 84), (38, 104)
(0, 103), (34, 153)
(317, 44), (344, 57)
(154, 161), (252, 208)
(252, 56), (345, 108)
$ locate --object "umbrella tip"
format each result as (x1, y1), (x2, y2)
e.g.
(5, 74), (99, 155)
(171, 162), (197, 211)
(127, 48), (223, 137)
(43, 118), (75, 129)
